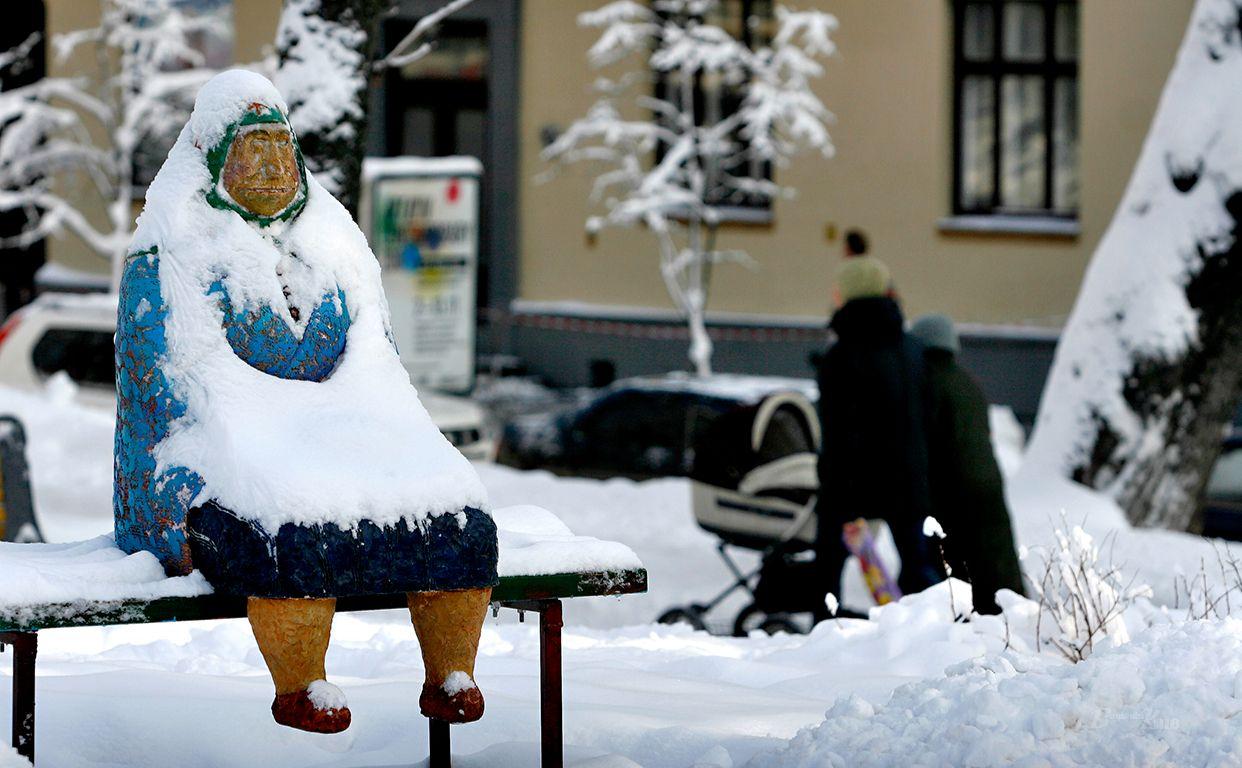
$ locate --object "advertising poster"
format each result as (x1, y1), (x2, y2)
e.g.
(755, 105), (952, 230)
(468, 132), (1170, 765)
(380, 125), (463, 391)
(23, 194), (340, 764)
(362, 157), (481, 393)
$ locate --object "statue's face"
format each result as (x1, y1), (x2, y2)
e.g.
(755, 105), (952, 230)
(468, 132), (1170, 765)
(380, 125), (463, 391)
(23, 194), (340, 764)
(221, 126), (299, 217)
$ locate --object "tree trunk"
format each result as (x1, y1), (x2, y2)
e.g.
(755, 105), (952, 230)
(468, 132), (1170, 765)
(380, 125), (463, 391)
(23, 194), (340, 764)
(1025, 0), (1242, 530)
(274, 0), (388, 218)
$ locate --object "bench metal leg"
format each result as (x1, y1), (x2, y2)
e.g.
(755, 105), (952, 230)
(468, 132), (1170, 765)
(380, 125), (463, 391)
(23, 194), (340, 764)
(539, 600), (563, 768)
(1, 631), (36, 764)
(428, 718), (450, 768)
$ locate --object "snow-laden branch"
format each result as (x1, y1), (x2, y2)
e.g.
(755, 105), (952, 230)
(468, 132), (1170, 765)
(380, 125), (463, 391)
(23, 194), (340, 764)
(377, 0), (480, 70)
(0, 0), (226, 280)
(545, 1), (838, 374)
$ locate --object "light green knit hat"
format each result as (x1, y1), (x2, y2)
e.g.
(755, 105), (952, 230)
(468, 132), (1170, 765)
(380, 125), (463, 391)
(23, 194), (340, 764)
(835, 256), (891, 303)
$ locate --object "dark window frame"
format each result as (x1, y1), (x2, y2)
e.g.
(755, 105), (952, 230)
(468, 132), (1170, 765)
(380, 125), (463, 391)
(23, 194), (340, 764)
(652, 0), (776, 220)
(951, 0), (1079, 218)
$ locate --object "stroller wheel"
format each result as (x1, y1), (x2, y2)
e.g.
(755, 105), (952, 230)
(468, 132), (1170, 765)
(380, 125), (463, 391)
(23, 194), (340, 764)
(759, 614), (803, 635)
(657, 605), (707, 631)
(732, 603), (767, 637)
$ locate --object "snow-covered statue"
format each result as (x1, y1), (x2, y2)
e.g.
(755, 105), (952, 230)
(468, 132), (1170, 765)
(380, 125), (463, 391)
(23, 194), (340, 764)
(113, 70), (497, 733)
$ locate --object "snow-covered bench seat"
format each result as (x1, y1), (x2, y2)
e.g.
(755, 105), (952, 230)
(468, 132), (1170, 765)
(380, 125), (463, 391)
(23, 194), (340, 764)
(0, 506), (647, 768)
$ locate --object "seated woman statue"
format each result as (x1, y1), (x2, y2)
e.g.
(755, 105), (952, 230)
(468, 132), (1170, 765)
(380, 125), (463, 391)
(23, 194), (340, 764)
(113, 70), (497, 734)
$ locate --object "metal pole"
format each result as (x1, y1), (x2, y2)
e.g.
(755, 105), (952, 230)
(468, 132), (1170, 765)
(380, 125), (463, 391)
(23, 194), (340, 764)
(428, 718), (451, 768)
(539, 601), (563, 768)
(3, 632), (36, 764)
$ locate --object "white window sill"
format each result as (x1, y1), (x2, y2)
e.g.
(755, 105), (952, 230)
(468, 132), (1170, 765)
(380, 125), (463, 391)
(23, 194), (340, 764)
(937, 214), (1080, 238)
(668, 204), (774, 226)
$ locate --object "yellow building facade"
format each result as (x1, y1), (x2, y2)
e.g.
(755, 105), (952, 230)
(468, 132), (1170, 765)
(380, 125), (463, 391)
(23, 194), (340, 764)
(36, 0), (1194, 383)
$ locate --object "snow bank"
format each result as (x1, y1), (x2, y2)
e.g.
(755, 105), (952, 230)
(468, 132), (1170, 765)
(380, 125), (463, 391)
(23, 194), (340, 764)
(0, 746), (26, 768)
(755, 618), (1242, 767)
(0, 536), (210, 615)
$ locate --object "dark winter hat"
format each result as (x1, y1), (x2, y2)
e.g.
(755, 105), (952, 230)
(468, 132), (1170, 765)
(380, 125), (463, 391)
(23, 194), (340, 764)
(910, 313), (961, 355)
(835, 256), (891, 303)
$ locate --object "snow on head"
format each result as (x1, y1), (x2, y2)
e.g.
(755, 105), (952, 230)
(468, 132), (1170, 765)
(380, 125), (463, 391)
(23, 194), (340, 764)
(187, 69), (291, 152)
(129, 70), (488, 532)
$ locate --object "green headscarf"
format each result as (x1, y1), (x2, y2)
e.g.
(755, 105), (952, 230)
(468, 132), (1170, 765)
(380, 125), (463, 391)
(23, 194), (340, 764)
(204, 104), (308, 226)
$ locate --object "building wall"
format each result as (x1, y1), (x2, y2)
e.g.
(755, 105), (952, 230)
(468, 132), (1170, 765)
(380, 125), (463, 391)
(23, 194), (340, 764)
(42, 0), (282, 277)
(40, 0), (1195, 330)
(518, 0), (1194, 328)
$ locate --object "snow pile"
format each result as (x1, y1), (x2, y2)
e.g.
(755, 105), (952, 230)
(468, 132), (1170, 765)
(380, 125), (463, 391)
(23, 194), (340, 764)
(0, 746), (26, 768)
(306, 680), (347, 712)
(0, 536), (210, 615)
(755, 618), (1242, 768)
(494, 505), (642, 577)
(138, 70), (486, 531)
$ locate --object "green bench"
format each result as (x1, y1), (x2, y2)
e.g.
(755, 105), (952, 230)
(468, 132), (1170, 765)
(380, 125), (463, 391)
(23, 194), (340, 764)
(1, 536), (647, 767)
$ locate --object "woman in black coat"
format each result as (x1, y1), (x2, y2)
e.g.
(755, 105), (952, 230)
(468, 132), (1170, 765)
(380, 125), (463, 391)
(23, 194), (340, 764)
(815, 258), (942, 607)
(911, 314), (1025, 614)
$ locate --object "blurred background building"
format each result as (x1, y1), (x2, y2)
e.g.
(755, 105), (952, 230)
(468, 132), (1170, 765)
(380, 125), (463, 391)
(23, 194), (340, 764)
(17, 0), (1195, 421)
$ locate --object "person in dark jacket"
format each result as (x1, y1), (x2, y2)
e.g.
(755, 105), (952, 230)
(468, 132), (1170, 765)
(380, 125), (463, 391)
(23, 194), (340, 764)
(815, 257), (942, 612)
(910, 314), (1025, 614)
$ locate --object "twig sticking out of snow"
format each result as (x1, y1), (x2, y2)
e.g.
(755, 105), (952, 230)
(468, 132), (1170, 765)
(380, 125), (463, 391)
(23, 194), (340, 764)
(923, 515), (959, 619)
(1172, 540), (1242, 620)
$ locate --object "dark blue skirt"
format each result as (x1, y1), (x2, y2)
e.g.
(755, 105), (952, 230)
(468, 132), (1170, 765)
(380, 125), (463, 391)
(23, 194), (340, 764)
(187, 502), (499, 598)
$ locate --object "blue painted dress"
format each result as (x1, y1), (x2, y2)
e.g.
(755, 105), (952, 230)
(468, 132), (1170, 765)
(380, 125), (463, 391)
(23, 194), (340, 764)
(113, 97), (496, 598)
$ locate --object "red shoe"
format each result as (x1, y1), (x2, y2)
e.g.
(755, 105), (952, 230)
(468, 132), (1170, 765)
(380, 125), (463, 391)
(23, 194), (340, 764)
(272, 683), (352, 734)
(420, 673), (485, 723)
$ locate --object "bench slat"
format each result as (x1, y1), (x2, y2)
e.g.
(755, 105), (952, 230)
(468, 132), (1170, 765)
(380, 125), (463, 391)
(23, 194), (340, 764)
(0, 568), (648, 632)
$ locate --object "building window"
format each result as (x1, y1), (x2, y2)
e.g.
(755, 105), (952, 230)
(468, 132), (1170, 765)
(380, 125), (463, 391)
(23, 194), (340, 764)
(655, 0), (776, 219)
(953, 0), (1079, 218)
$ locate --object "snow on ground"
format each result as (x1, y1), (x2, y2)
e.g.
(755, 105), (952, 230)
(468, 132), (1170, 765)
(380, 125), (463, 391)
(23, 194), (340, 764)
(758, 617), (1242, 768)
(3, 378), (1242, 765)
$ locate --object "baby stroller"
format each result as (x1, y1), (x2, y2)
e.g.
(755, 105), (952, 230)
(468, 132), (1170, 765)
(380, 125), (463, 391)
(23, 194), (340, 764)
(658, 392), (828, 635)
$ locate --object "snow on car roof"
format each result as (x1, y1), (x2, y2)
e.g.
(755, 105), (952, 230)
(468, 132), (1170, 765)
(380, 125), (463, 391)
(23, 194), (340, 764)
(616, 373), (818, 404)
(361, 155), (483, 180)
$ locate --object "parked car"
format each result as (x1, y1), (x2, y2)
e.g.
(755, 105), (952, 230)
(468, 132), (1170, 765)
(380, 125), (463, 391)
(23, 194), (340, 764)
(1203, 431), (1242, 541)
(497, 373), (819, 481)
(0, 292), (495, 461)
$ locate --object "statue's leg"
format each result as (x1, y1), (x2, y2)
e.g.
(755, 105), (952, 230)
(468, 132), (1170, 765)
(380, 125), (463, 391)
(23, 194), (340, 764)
(247, 596), (351, 733)
(407, 588), (492, 723)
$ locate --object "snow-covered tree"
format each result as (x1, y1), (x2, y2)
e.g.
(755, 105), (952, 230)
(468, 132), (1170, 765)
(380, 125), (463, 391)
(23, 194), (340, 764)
(274, 0), (476, 217)
(1026, 0), (1242, 531)
(0, 0), (226, 282)
(543, 0), (837, 376)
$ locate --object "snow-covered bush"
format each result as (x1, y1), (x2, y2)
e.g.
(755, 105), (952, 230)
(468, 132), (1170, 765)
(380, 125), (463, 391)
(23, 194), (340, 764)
(543, 1), (837, 375)
(0, 0), (227, 281)
(1024, 519), (1152, 661)
(1171, 540), (1242, 620)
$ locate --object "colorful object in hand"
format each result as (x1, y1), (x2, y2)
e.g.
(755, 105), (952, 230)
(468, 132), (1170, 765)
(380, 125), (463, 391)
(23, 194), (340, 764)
(842, 518), (902, 605)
